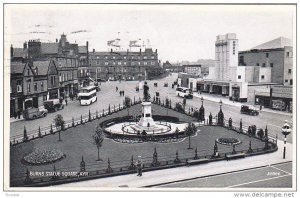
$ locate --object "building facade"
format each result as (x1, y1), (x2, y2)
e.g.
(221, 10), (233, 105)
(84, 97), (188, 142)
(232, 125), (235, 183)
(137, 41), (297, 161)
(183, 64), (202, 76)
(89, 48), (160, 81)
(238, 37), (293, 86)
(215, 33), (238, 81)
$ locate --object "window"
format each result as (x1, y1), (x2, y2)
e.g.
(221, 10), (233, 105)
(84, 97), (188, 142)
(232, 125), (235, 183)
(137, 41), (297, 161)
(266, 53), (269, 58)
(59, 74), (62, 82)
(261, 75), (265, 80)
(144, 62), (147, 66)
(105, 56), (108, 59)
(27, 83), (31, 93)
(151, 56), (155, 59)
(290, 79), (293, 85)
(27, 69), (30, 76)
(97, 60), (100, 65)
(233, 41), (236, 55)
(262, 63), (266, 67)
(105, 62), (108, 65)
(51, 76), (56, 86)
(34, 83), (37, 92)
(151, 62), (155, 65)
(288, 69), (292, 74)
(124, 62), (127, 65)
(97, 56), (99, 59)
(238, 75), (241, 79)
(256, 63), (260, 66)
(285, 79), (288, 83)
(143, 56), (147, 59)
(286, 52), (290, 57)
(118, 62), (121, 65)
(112, 56), (115, 59)
(138, 62), (141, 65)
(43, 95), (47, 101)
(41, 82), (44, 91)
(270, 63), (273, 67)
(124, 56), (127, 59)
(17, 80), (22, 92)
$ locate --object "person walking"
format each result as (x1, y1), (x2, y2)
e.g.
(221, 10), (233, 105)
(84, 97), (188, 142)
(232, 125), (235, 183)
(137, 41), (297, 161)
(65, 98), (68, 106)
(116, 86), (118, 92)
(136, 156), (143, 177)
(17, 109), (21, 119)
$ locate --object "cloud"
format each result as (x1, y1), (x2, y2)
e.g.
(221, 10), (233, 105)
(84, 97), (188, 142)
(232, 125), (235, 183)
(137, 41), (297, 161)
(70, 30), (89, 34)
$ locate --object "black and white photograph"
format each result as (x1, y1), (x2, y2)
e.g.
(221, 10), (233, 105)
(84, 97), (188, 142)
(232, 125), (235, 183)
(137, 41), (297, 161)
(2, 1), (297, 195)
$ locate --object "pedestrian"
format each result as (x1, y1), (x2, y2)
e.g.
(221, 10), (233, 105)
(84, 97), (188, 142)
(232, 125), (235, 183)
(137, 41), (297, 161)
(65, 98), (68, 106)
(123, 91), (125, 96)
(17, 109), (21, 119)
(14, 111), (17, 119)
(260, 105), (262, 111)
(119, 90), (122, 96)
(136, 156), (143, 177)
(116, 86), (118, 92)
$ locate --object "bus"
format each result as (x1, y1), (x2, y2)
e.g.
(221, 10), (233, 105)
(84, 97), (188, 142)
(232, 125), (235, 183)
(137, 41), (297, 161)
(78, 86), (98, 105)
(176, 87), (193, 99)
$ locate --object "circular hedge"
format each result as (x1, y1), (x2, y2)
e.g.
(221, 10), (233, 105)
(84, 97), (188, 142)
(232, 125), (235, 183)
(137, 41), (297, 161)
(216, 137), (241, 146)
(23, 149), (65, 165)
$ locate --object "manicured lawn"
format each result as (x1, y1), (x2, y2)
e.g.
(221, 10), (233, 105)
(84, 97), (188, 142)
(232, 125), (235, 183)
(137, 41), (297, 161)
(10, 104), (265, 184)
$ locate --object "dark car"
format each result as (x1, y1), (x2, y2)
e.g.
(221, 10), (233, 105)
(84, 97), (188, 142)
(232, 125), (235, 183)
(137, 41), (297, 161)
(44, 99), (64, 112)
(240, 105), (259, 116)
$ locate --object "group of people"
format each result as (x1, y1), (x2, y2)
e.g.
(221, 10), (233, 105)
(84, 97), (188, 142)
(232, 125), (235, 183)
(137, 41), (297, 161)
(13, 109), (22, 120)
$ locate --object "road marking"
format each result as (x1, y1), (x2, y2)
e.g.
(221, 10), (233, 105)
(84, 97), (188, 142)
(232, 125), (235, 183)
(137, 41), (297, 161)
(270, 165), (292, 175)
(226, 174), (292, 188)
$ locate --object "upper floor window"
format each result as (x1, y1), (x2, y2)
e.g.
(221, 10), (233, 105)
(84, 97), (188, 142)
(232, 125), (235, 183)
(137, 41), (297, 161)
(288, 69), (292, 74)
(262, 63), (266, 67)
(17, 80), (22, 92)
(256, 63), (260, 66)
(27, 69), (30, 76)
(41, 82), (44, 91)
(238, 75), (241, 79)
(105, 62), (108, 65)
(123, 56), (127, 59)
(34, 83), (37, 92)
(112, 56), (115, 59)
(266, 53), (269, 58)
(270, 63), (274, 67)
(151, 56), (155, 59)
(261, 75), (265, 80)
(27, 83), (31, 93)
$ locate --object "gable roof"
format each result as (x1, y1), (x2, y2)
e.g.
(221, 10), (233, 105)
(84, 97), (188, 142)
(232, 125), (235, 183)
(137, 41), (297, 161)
(41, 43), (59, 54)
(32, 60), (50, 75)
(10, 62), (26, 74)
(251, 37), (292, 50)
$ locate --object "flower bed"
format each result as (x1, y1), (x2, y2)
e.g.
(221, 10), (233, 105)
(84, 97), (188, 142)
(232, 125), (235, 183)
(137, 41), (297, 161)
(23, 149), (65, 165)
(216, 137), (241, 146)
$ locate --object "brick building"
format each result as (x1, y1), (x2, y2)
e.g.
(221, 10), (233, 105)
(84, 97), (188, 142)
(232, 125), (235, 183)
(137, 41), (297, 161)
(10, 60), (59, 117)
(89, 48), (161, 81)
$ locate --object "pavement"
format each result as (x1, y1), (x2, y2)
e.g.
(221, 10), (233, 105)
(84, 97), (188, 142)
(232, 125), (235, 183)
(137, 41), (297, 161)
(52, 140), (293, 189)
(192, 92), (292, 117)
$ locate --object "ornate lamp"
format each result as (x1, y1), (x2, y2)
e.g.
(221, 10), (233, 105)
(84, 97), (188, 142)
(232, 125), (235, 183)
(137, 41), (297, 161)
(281, 120), (291, 159)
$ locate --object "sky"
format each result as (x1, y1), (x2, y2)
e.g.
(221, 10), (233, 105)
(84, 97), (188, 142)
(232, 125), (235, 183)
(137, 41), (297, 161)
(4, 4), (295, 63)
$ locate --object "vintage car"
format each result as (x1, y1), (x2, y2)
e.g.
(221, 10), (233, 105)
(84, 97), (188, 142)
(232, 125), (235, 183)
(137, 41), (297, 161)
(43, 99), (64, 112)
(23, 106), (48, 120)
(240, 105), (259, 116)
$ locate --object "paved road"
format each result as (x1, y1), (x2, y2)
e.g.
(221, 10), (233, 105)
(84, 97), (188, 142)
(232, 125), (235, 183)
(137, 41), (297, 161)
(10, 73), (293, 143)
(154, 162), (292, 188)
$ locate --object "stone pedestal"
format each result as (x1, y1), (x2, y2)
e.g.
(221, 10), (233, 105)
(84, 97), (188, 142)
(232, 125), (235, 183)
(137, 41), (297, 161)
(138, 102), (155, 127)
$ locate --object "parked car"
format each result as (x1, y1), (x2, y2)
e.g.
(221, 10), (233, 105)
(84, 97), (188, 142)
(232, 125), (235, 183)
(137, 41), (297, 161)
(240, 105), (259, 116)
(23, 106), (48, 120)
(43, 99), (64, 112)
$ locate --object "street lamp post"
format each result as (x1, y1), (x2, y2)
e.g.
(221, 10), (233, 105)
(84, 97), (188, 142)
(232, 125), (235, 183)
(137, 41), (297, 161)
(219, 99), (223, 110)
(281, 120), (291, 159)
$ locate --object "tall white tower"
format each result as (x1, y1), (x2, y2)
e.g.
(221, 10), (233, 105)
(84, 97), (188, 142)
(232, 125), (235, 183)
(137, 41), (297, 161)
(215, 33), (238, 81)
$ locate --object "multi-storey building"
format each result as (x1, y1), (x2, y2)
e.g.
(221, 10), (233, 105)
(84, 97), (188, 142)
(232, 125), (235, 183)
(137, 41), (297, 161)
(89, 48), (160, 81)
(26, 34), (89, 97)
(238, 37), (293, 86)
(10, 60), (59, 117)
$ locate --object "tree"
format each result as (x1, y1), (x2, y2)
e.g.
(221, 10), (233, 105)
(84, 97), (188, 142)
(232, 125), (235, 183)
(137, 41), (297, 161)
(124, 96), (131, 116)
(54, 114), (65, 141)
(183, 98), (187, 111)
(185, 122), (196, 149)
(93, 125), (104, 161)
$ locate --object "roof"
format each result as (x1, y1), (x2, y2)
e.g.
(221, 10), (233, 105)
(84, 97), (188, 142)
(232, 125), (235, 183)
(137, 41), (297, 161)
(41, 43), (59, 54)
(13, 48), (27, 58)
(251, 37), (292, 50)
(32, 60), (50, 75)
(78, 46), (87, 54)
(10, 62), (26, 74)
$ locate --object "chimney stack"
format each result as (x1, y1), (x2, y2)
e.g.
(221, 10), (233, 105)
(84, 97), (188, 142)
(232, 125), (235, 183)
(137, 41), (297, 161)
(93, 49), (95, 54)
(23, 42), (27, 49)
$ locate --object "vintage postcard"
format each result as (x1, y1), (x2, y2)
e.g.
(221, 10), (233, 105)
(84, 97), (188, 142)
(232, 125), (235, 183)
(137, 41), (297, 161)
(2, 2), (297, 194)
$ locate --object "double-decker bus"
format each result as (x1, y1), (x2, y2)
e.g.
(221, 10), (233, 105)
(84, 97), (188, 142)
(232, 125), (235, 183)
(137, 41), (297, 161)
(78, 86), (98, 105)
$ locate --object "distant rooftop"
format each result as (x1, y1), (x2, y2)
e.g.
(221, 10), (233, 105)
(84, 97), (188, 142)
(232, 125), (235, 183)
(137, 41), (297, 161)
(251, 37), (292, 50)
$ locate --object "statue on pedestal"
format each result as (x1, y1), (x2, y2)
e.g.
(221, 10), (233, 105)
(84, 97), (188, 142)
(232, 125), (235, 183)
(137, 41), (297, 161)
(143, 82), (150, 102)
